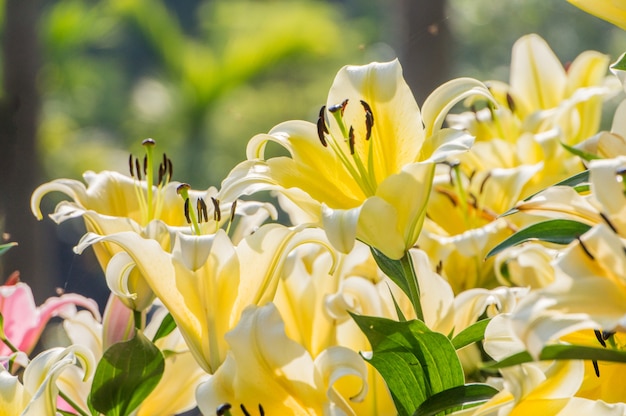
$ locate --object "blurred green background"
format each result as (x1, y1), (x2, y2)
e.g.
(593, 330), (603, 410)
(1, 0), (625, 303)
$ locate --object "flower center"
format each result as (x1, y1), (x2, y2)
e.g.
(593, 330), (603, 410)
(128, 138), (173, 226)
(176, 183), (237, 236)
(317, 99), (378, 197)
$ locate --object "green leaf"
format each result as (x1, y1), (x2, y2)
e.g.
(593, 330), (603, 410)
(560, 142), (602, 162)
(371, 247), (410, 296)
(89, 331), (165, 416)
(0, 242), (17, 257)
(413, 384), (499, 416)
(451, 318), (491, 350)
(485, 344), (626, 370)
(352, 314), (464, 416)
(501, 170), (589, 217)
(485, 219), (591, 258)
(611, 52), (626, 71)
(152, 312), (177, 343)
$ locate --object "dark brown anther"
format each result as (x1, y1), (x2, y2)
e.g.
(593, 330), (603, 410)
(576, 236), (595, 260)
(594, 329), (607, 347)
(143, 154), (148, 175)
(167, 158), (173, 181)
(230, 200), (238, 223)
(211, 197), (221, 222)
(158, 163), (165, 185)
(436, 260), (443, 275)
(599, 212), (618, 234)
(184, 198), (191, 224)
(328, 98), (349, 116)
(348, 126), (355, 155)
(197, 198), (209, 223)
(506, 92), (516, 113)
(163, 152), (167, 169)
(479, 172), (492, 195)
(216, 403), (232, 416)
(129, 154), (134, 177)
(603, 330), (615, 341)
(259, 404), (265, 416)
(240, 404), (251, 416)
(360, 100), (374, 141)
(593, 360), (600, 378)
(142, 138), (156, 146)
(317, 106), (328, 147)
(135, 158), (142, 181)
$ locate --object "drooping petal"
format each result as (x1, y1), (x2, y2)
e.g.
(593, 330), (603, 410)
(22, 346), (95, 416)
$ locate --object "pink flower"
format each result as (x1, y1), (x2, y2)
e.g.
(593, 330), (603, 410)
(0, 280), (100, 357)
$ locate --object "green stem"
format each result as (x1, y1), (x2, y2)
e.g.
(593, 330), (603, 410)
(58, 390), (90, 416)
(133, 309), (143, 330)
(400, 253), (424, 322)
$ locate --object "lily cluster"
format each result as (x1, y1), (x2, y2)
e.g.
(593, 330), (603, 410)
(3, 1), (626, 414)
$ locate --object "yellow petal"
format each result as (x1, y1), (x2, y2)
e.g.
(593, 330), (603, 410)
(510, 34), (567, 113)
(568, 0), (626, 31)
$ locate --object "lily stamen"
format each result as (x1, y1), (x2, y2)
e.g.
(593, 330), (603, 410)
(177, 183), (202, 235)
(317, 105), (328, 147)
(197, 198), (209, 223)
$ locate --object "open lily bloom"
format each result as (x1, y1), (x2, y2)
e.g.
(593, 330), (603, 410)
(219, 59), (493, 259)
(509, 223), (626, 358)
(461, 314), (626, 416)
(0, 281), (100, 357)
(74, 223), (335, 374)
(448, 34), (615, 197)
(31, 142), (277, 311)
(57, 305), (206, 416)
(197, 303), (368, 416)
(0, 345), (93, 416)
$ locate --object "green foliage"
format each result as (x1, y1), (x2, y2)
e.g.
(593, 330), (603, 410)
(0, 241), (17, 257)
(485, 344), (626, 370)
(89, 331), (165, 416)
(352, 314), (465, 416)
(486, 219), (592, 258)
(413, 384), (498, 416)
(151, 312), (176, 343)
(450, 318), (491, 350)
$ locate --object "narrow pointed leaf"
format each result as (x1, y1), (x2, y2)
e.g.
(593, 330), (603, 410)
(371, 247), (410, 296)
(451, 318), (491, 350)
(611, 52), (626, 71)
(352, 314), (464, 416)
(89, 331), (165, 416)
(152, 312), (177, 343)
(486, 219), (591, 258)
(413, 384), (499, 416)
(485, 344), (626, 370)
(0, 242), (17, 256)
(501, 170), (589, 216)
(560, 142), (601, 161)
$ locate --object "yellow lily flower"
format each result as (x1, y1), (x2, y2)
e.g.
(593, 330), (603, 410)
(515, 156), (626, 237)
(0, 345), (94, 416)
(272, 242), (396, 415)
(57, 307), (207, 416)
(74, 224), (335, 374)
(509, 223), (626, 358)
(220, 59), (493, 259)
(473, 315), (626, 415)
(196, 303), (368, 416)
(568, 0), (626, 31)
